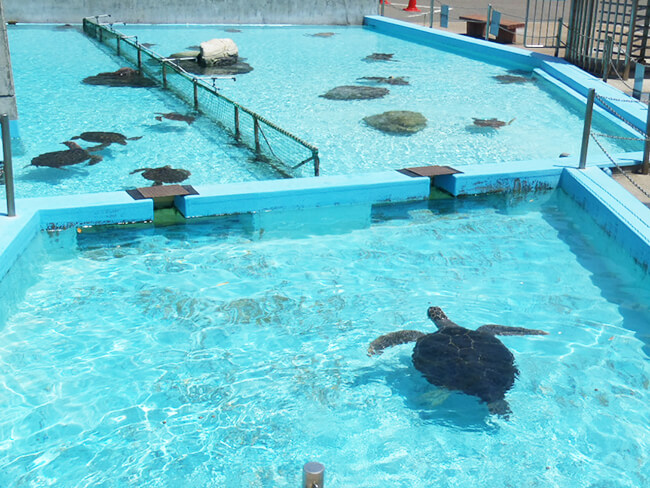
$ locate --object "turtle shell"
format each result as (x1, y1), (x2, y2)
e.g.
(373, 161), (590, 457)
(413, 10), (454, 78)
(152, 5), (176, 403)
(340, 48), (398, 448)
(411, 327), (518, 405)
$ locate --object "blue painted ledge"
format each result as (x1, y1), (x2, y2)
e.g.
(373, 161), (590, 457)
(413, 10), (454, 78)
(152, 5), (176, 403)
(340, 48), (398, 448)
(0, 192), (153, 281)
(560, 167), (650, 270)
(176, 171), (430, 218)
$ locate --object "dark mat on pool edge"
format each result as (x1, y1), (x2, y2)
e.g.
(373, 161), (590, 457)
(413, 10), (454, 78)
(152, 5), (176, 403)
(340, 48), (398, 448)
(398, 166), (462, 178)
(126, 184), (198, 200)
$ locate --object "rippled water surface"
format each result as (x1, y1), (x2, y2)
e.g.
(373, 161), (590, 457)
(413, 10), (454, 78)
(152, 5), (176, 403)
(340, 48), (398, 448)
(1, 190), (649, 487)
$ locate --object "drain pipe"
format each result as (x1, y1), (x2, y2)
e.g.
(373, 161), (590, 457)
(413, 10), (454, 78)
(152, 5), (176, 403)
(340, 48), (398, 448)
(303, 462), (324, 488)
(1, 114), (15, 217)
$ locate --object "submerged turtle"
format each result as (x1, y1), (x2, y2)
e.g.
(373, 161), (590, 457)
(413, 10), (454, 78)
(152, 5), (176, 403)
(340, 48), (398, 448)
(130, 165), (191, 186)
(30, 141), (102, 169)
(82, 67), (156, 88)
(494, 74), (532, 84)
(363, 53), (396, 62)
(309, 32), (336, 37)
(472, 117), (515, 129)
(357, 75), (409, 86)
(368, 306), (548, 416)
(71, 131), (142, 149)
(363, 110), (427, 135)
(154, 112), (196, 125)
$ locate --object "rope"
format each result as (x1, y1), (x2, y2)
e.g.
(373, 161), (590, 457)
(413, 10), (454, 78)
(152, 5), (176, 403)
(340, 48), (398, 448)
(592, 132), (648, 142)
(591, 132), (650, 199)
(595, 94), (647, 137)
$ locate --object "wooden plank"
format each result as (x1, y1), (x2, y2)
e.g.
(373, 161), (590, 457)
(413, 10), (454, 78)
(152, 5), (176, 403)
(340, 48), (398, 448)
(126, 184), (198, 200)
(398, 165), (462, 178)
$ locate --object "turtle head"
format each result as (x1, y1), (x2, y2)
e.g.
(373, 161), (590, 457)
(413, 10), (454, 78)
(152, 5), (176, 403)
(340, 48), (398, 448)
(427, 306), (453, 329)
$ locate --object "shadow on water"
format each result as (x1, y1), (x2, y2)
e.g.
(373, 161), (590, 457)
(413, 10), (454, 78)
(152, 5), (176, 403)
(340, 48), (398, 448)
(144, 123), (188, 134)
(18, 165), (91, 184)
(541, 190), (650, 355)
(355, 354), (499, 432)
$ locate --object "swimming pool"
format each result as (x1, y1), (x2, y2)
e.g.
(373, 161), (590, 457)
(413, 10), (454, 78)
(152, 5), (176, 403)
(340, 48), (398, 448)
(1, 189), (649, 487)
(1, 21), (643, 201)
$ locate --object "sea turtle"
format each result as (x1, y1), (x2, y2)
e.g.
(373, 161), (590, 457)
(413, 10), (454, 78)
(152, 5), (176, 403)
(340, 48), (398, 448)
(71, 131), (142, 150)
(368, 306), (548, 416)
(154, 112), (196, 125)
(494, 74), (532, 84)
(30, 141), (102, 169)
(82, 67), (156, 88)
(130, 165), (191, 186)
(472, 117), (515, 129)
(309, 32), (335, 37)
(363, 53), (396, 62)
(357, 76), (409, 86)
(320, 85), (389, 100)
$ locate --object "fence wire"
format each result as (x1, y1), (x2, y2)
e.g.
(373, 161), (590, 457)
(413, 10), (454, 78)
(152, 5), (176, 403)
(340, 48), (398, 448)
(83, 17), (320, 178)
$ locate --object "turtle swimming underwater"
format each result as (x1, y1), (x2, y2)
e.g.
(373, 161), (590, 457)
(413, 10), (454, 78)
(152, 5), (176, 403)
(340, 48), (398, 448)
(472, 117), (515, 129)
(30, 141), (102, 168)
(368, 306), (548, 416)
(154, 112), (196, 125)
(71, 131), (142, 150)
(130, 165), (191, 186)
(363, 53), (396, 62)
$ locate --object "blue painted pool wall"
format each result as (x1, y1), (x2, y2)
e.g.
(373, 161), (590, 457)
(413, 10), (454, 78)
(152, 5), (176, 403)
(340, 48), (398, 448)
(559, 168), (650, 270)
(176, 170), (430, 218)
(0, 192), (153, 280)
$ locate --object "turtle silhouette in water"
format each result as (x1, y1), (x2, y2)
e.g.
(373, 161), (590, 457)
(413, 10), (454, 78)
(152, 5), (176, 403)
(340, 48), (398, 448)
(83, 67), (156, 88)
(357, 75), (409, 86)
(71, 131), (142, 150)
(472, 117), (515, 129)
(130, 165), (191, 186)
(494, 74), (532, 84)
(368, 306), (548, 416)
(308, 32), (335, 37)
(154, 112), (196, 125)
(30, 141), (102, 168)
(363, 53), (396, 62)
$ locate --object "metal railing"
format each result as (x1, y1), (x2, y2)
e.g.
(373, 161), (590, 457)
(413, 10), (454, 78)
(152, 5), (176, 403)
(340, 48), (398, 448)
(1, 114), (15, 217)
(82, 17), (320, 178)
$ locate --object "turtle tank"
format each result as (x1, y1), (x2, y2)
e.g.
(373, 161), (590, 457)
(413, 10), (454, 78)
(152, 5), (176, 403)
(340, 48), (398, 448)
(1, 190), (649, 487)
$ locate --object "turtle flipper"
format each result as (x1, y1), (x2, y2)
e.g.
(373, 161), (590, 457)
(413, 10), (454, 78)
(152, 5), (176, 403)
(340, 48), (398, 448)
(476, 324), (548, 336)
(367, 330), (425, 356)
(87, 143), (109, 152)
(487, 399), (511, 417)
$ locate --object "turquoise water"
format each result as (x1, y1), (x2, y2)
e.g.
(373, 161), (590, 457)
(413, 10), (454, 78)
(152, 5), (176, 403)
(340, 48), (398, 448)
(2, 24), (643, 200)
(1, 190), (649, 487)
(120, 24), (642, 172)
(5, 25), (276, 200)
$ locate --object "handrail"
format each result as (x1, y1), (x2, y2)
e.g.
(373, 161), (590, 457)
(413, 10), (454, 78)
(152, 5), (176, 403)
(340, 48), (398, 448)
(1, 114), (15, 217)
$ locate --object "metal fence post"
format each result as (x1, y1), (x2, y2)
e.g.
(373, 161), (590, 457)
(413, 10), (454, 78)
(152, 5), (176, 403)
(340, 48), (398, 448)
(137, 45), (142, 72)
(234, 106), (240, 139)
(193, 79), (199, 110)
(161, 61), (167, 88)
(486, 4), (492, 41)
(579, 88), (596, 169)
(254, 117), (261, 153)
(429, 0), (434, 28)
(303, 462), (324, 488)
(602, 36), (613, 82)
(1, 114), (16, 217)
(642, 103), (650, 175)
(554, 17), (564, 58)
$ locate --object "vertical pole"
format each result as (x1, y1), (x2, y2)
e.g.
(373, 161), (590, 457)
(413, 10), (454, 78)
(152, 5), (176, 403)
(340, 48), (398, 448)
(116, 36), (120, 56)
(554, 17), (563, 58)
(193, 79), (199, 110)
(486, 5), (493, 41)
(429, 0), (434, 28)
(254, 118), (261, 153)
(162, 61), (167, 88)
(381, 0), (385, 16)
(602, 36), (613, 81)
(303, 462), (324, 488)
(642, 103), (650, 174)
(624, 0), (639, 80)
(137, 44), (142, 72)
(234, 106), (240, 139)
(313, 150), (320, 176)
(1, 114), (15, 217)
(579, 88), (596, 169)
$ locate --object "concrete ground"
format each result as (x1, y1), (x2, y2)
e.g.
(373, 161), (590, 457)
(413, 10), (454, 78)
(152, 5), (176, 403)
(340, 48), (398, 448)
(380, 2), (650, 208)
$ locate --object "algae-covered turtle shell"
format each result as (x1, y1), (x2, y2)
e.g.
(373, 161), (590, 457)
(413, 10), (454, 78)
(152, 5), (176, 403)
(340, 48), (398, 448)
(320, 85), (389, 101)
(363, 110), (427, 135)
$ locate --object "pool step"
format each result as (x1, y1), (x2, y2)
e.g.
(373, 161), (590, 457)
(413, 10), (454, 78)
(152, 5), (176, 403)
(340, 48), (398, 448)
(126, 184), (199, 209)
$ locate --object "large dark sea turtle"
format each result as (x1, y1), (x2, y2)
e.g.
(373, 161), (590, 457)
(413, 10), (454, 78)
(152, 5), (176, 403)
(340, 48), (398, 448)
(71, 131), (142, 149)
(363, 111), (427, 135)
(30, 141), (102, 168)
(320, 85), (389, 100)
(368, 306), (548, 416)
(155, 112), (196, 125)
(82, 67), (156, 88)
(130, 165), (191, 186)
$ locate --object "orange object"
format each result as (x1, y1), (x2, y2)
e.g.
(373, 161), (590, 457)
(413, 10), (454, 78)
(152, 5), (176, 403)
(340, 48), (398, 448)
(403, 0), (420, 11)
(379, 0), (391, 4)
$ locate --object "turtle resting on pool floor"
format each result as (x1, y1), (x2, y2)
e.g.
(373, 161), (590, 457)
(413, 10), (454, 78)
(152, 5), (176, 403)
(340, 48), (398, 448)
(472, 117), (515, 129)
(130, 165), (191, 186)
(368, 306), (548, 416)
(30, 141), (102, 169)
